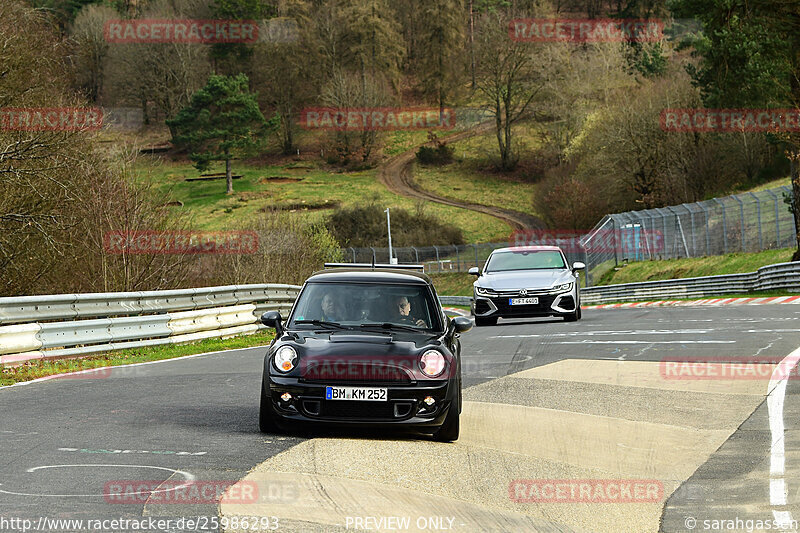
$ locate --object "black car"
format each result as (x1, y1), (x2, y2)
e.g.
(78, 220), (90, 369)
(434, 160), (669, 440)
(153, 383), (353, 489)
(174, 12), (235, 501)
(258, 264), (473, 442)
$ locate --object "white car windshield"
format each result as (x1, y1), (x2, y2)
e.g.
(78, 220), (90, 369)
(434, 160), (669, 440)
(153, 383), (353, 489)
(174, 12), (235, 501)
(485, 250), (566, 272)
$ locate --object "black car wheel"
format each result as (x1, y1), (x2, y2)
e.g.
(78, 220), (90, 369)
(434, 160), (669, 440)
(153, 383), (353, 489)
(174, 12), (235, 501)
(432, 394), (460, 442)
(474, 315), (497, 327)
(259, 378), (280, 434)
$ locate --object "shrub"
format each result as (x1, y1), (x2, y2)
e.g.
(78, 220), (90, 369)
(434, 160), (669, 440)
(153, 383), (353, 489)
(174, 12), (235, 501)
(326, 202), (464, 247)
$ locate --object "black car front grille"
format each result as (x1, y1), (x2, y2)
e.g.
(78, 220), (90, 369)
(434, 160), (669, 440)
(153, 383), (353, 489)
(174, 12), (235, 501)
(316, 401), (416, 420)
(301, 365), (412, 384)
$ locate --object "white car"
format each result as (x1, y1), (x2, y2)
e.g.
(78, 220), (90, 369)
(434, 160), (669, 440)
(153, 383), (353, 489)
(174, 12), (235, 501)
(469, 246), (585, 326)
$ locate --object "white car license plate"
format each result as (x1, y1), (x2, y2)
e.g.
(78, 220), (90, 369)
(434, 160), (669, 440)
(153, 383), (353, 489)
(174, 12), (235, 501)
(325, 386), (387, 401)
(509, 297), (539, 305)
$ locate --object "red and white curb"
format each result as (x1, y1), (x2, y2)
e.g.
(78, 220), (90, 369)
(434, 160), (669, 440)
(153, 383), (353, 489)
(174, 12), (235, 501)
(443, 307), (469, 316)
(584, 295), (800, 310)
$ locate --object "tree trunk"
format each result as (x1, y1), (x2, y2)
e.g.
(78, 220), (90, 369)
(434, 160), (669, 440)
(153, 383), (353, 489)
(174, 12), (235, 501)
(791, 152), (800, 261)
(469, 0), (475, 90)
(226, 157), (234, 195)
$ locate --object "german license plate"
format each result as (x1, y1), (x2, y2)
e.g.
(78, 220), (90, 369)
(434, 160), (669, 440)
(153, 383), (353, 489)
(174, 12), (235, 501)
(325, 386), (387, 401)
(509, 297), (539, 305)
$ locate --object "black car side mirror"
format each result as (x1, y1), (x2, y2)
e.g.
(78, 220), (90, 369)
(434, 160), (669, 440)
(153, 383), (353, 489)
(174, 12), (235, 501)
(452, 316), (473, 333)
(468, 267), (480, 276)
(260, 311), (283, 334)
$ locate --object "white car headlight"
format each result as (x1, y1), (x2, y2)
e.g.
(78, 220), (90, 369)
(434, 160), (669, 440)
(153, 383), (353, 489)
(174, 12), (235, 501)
(419, 350), (446, 377)
(274, 346), (297, 372)
(475, 286), (493, 295)
(553, 282), (574, 292)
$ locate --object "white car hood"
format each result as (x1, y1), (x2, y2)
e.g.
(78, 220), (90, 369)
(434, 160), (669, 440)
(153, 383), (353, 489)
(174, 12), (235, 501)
(475, 269), (573, 291)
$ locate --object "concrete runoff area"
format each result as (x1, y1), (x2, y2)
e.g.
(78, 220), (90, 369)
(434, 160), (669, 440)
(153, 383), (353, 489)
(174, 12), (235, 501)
(221, 359), (771, 532)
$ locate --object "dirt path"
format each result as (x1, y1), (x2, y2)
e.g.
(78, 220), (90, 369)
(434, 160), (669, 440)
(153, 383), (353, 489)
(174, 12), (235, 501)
(378, 123), (544, 231)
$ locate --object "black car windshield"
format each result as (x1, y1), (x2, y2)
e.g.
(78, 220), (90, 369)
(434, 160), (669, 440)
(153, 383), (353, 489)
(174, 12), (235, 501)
(485, 250), (566, 272)
(289, 282), (441, 331)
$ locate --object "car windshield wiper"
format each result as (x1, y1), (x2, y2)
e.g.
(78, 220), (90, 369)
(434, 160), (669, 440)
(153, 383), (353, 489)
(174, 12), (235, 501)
(359, 322), (422, 333)
(294, 320), (352, 330)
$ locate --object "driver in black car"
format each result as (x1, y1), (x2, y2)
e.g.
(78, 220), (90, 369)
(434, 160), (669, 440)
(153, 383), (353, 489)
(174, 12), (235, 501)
(391, 295), (427, 328)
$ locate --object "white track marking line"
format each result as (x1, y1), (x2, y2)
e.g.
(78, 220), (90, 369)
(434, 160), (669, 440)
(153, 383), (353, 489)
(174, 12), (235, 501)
(768, 345), (800, 525)
(0, 464), (194, 497)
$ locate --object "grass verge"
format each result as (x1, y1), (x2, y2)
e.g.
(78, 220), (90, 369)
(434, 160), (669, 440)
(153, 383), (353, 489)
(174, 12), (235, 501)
(597, 248), (795, 286)
(1, 330), (275, 387)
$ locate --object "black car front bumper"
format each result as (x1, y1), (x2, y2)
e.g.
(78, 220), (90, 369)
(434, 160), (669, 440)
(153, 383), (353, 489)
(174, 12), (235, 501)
(266, 375), (456, 428)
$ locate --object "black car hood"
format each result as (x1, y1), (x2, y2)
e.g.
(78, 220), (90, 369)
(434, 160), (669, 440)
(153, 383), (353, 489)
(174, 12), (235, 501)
(280, 329), (442, 352)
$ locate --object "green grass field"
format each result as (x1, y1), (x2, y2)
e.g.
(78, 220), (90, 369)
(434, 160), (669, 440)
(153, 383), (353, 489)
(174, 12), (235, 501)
(135, 158), (511, 243)
(597, 247), (795, 285)
(412, 123), (542, 218)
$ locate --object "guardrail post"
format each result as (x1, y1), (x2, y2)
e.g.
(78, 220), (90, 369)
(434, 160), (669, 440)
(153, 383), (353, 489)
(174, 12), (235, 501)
(713, 198), (728, 254)
(433, 245), (440, 272)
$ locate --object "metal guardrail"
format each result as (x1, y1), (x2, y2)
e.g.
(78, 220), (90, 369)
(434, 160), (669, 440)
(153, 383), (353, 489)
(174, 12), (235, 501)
(0, 284), (301, 365)
(580, 261), (800, 303)
(436, 262), (800, 307)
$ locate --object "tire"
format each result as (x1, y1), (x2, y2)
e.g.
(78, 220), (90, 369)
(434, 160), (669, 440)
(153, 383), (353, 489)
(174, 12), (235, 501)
(259, 378), (280, 434)
(474, 315), (497, 327)
(564, 311), (579, 322)
(432, 397), (460, 442)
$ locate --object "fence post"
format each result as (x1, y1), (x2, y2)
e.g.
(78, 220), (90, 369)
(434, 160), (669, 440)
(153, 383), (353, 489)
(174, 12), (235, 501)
(682, 204), (696, 257)
(472, 244), (479, 267)
(748, 192), (763, 251)
(433, 245), (440, 272)
(610, 217), (618, 266)
(453, 245), (460, 271)
(349, 247), (356, 263)
(766, 189), (781, 247)
(698, 203), (710, 255)
(411, 246), (419, 263)
(369, 247), (376, 264)
(713, 199), (728, 253)
(733, 195), (745, 251)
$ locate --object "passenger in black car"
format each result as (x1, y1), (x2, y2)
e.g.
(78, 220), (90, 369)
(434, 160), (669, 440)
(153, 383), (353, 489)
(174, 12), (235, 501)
(320, 292), (346, 322)
(391, 295), (427, 328)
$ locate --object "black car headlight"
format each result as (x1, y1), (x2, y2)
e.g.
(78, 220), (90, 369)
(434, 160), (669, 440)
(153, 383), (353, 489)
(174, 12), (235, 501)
(274, 346), (297, 372)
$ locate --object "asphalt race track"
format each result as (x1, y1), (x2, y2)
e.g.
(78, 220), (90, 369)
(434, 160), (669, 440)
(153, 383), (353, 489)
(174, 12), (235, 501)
(2, 305), (800, 533)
